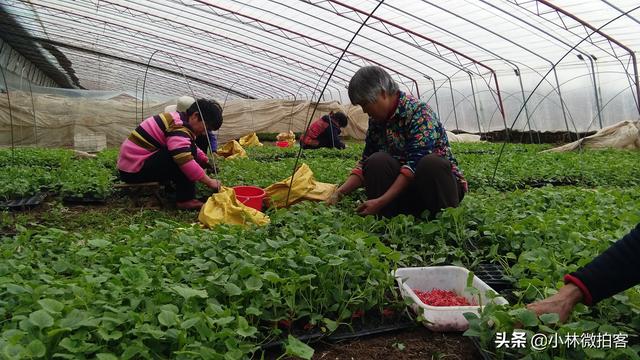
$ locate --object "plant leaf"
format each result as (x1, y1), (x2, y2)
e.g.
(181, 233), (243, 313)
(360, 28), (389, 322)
(26, 339), (46, 357)
(172, 285), (208, 300)
(29, 310), (54, 329)
(284, 335), (314, 360)
(38, 298), (64, 313)
(539, 313), (559, 325)
(158, 310), (178, 327)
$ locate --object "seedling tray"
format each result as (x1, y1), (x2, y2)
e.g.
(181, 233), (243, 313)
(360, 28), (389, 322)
(260, 309), (416, 351)
(470, 336), (496, 360)
(475, 263), (513, 293)
(0, 193), (47, 210)
(62, 194), (107, 204)
(526, 179), (578, 188)
(326, 310), (416, 342)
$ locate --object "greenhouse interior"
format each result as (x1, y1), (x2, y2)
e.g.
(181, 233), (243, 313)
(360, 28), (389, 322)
(1, 0), (640, 359)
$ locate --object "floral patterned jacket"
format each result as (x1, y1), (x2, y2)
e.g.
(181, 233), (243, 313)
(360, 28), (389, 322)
(351, 91), (467, 192)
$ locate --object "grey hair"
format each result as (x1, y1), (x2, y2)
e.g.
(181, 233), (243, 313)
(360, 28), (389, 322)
(348, 66), (399, 106)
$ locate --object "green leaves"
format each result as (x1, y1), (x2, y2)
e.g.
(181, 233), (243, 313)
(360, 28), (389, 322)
(224, 283), (242, 296)
(284, 335), (314, 360)
(29, 310), (54, 329)
(171, 285), (208, 300)
(38, 298), (64, 313)
(119, 266), (150, 287)
(4, 144), (640, 360)
(244, 276), (263, 291)
(539, 312), (559, 325)
(88, 239), (111, 248)
(510, 308), (538, 327)
(59, 309), (93, 330)
(157, 310), (178, 327)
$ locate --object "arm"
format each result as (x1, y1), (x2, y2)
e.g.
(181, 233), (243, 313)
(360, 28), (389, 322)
(357, 172), (411, 215)
(337, 174), (362, 195)
(566, 222), (640, 305)
(327, 174), (362, 205)
(327, 119), (380, 205)
(195, 145), (208, 165)
(528, 223), (640, 322)
(199, 174), (221, 190)
(166, 127), (206, 182)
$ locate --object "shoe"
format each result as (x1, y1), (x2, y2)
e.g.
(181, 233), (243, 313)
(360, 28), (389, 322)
(176, 199), (204, 210)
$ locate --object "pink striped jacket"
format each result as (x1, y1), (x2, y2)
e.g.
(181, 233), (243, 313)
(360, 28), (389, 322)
(117, 112), (208, 182)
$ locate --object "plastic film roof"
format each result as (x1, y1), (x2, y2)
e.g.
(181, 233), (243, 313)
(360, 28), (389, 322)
(0, 0), (639, 131)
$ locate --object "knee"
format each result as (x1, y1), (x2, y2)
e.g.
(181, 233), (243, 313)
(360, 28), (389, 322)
(363, 152), (395, 173)
(416, 154), (451, 174)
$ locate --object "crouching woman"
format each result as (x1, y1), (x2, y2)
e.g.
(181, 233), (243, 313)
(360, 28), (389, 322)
(117, 99), (223, 210)
(328, 66), (467, 218)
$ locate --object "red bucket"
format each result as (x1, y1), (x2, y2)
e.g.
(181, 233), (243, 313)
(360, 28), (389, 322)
(275, 141), (290, 148)
(233, 186), (265, 211)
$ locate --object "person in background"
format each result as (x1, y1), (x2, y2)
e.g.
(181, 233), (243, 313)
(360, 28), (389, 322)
(527, 223), (640, 323)
(300, 111), (348, 149)
(166, 96), (218, 154)
(327, 65), (466, 218)
(118, 99), (223, 210)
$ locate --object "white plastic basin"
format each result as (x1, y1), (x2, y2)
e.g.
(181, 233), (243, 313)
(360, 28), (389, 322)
(393, 266), (509, 332)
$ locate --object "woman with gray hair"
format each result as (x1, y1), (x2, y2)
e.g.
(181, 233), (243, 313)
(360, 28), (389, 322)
(327, 66), (467, 218)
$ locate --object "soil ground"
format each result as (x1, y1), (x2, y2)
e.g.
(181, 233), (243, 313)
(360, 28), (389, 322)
(309, 328), (482, 360)
(260, 327), (483, 360)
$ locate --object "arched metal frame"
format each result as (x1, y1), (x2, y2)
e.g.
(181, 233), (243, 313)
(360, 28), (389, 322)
(0, 0), (637, 132)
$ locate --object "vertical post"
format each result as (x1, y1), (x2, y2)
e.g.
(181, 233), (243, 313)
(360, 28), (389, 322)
(552, 68), (572, 138)
(0, 66), (15, 161)
(588, 56), (604, 129)
(592, 55), (605, 128)
(448, 77), (459, 131)
(28, 79), (37, 146)
(425, 75), (441, 117)
(578, 54), (603, 129)
(468, 73), (483, 138)
(135, 78), (139, 126)
(514, 68), (534, 143)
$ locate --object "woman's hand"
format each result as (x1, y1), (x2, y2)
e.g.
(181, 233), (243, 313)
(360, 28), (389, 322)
(526, 283), (583, 323)
(356, 198), (385, 215)
(202, 177), (221, 191)
(326, 188), (344, 206)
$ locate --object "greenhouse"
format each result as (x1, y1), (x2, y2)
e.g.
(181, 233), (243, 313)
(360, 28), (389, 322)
(1, 0), (639, 359)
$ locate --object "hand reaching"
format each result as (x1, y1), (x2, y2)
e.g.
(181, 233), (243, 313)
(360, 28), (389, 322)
(205, 178), (221, 191)
(526, 283), (583, 324)
(356, 198), (384, 216)
(326, 188), (344, 206)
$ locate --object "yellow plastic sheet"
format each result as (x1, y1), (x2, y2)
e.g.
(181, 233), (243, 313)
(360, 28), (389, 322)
(217, 140), (247, 159)
(265, 163), (337, 208)
(198, 186), (270, 227)
(239, 132), (263, 147)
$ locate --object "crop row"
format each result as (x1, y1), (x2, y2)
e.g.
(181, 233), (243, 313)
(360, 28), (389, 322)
(2, 143), (638, 201)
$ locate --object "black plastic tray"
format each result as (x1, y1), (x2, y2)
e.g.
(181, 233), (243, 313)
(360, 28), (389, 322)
(62, 195), (107, 204)
(0, 193), (47, 210)
(260, 310), (416, 350)
(475, 263), (513, 293)
(327, 316), (416, 342)
(470, 336), (496, 360)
